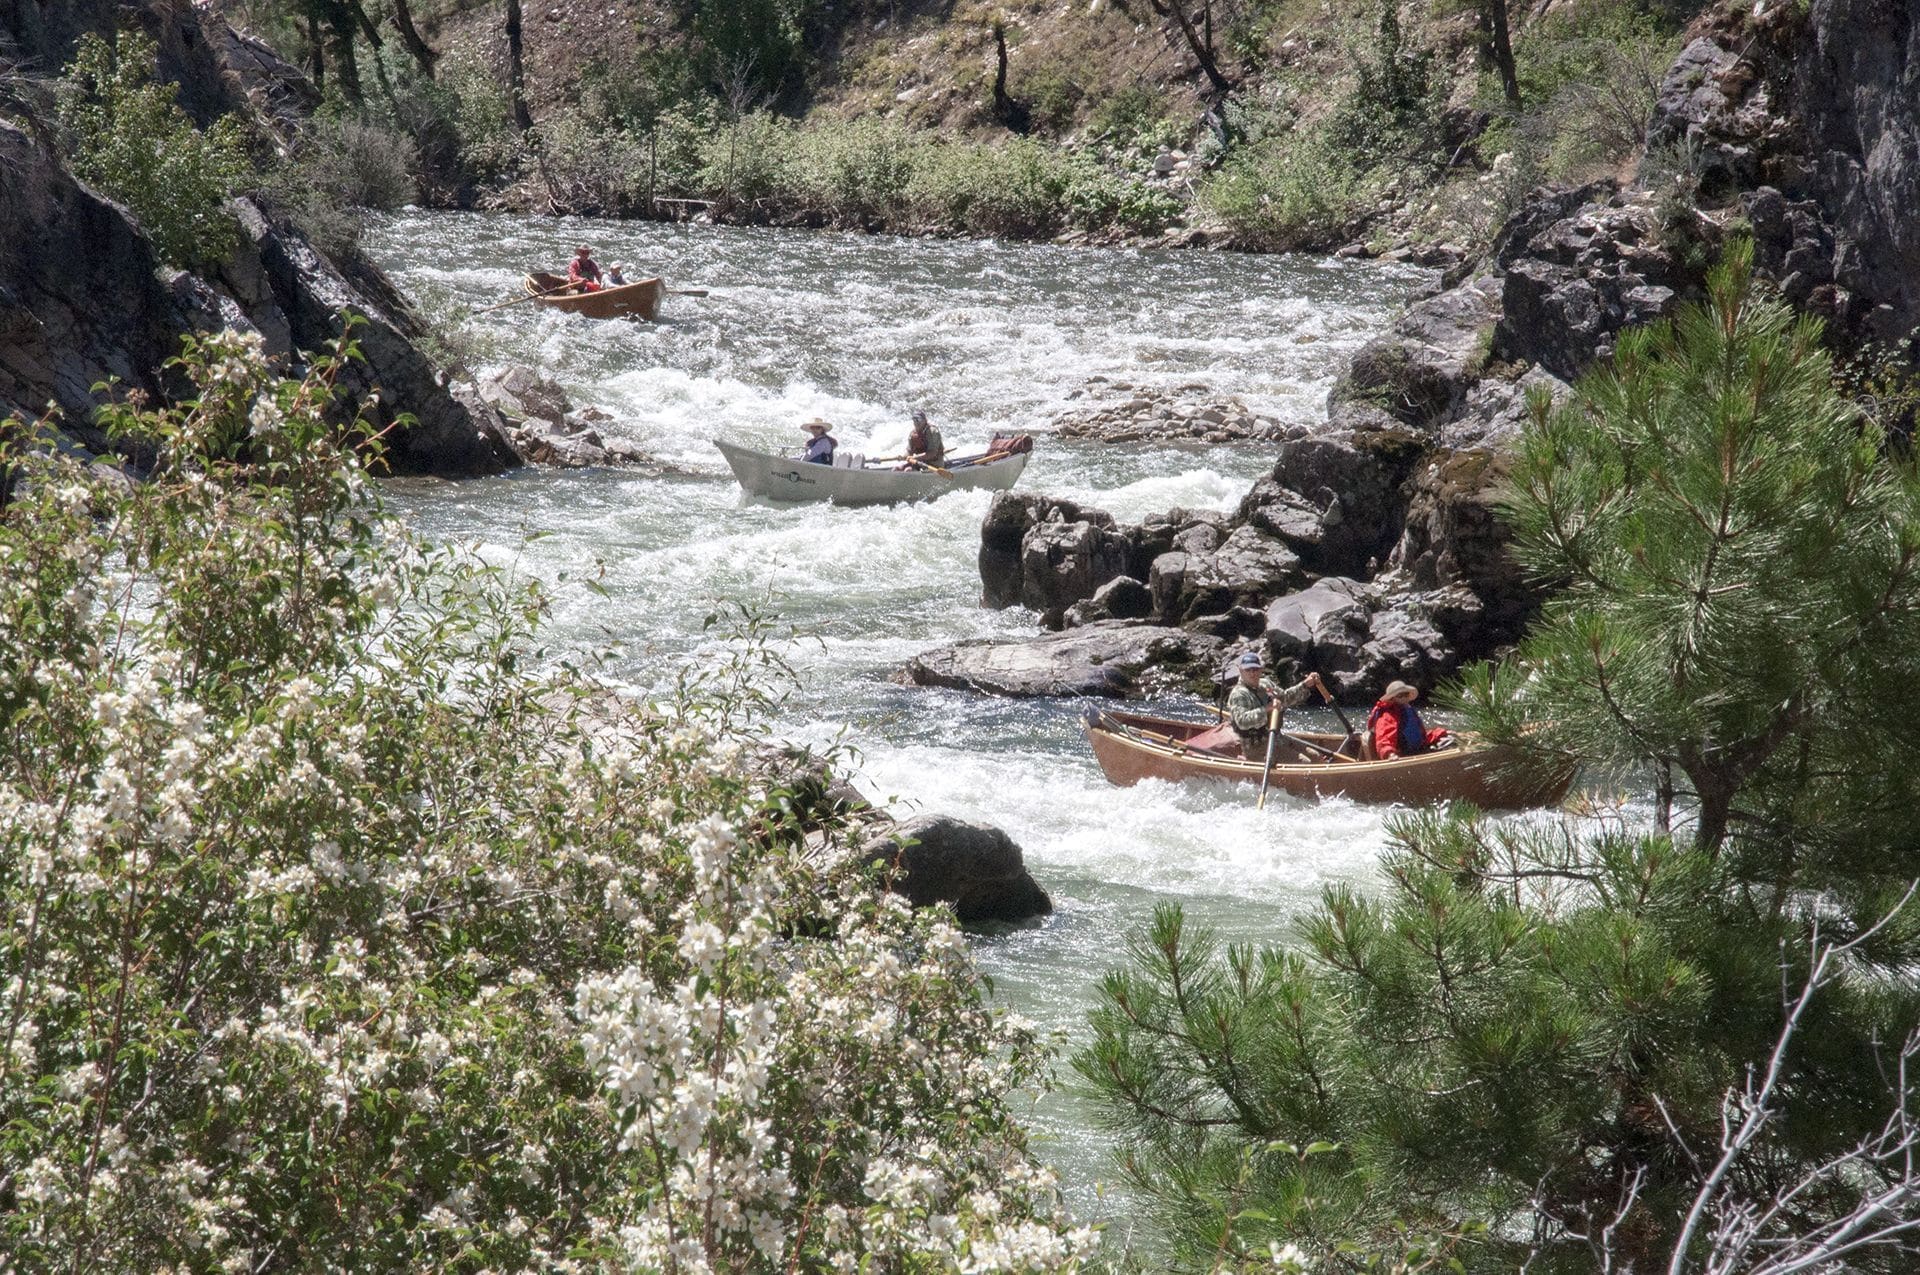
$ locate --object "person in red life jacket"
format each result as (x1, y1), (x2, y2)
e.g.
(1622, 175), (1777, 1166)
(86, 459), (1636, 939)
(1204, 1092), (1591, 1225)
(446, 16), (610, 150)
(567, 245), (603, 293)
(1369, 680), (1453, 758)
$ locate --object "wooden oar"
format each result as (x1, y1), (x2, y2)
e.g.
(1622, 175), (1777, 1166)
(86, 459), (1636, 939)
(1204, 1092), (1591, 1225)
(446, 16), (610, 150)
(951, 450), (1013, 469)
(668, 288), (709, 297)
(1312, 671), (1362, 760)
(1256, 703), (1282, 809)
(1279, 730), (1352, 764)
(476, 278), (578, 314)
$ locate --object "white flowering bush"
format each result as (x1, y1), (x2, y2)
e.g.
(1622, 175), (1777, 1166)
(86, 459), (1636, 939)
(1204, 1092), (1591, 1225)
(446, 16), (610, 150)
(0, 330), (1091, 1270)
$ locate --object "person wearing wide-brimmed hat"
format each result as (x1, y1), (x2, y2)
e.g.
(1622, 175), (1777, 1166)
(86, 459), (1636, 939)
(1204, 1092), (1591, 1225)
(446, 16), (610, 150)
(1368, 680), (1452, 759)
(566, 245), (603, 293)
(800, 418), (837, 465)
(1225, 649), (1324, 760)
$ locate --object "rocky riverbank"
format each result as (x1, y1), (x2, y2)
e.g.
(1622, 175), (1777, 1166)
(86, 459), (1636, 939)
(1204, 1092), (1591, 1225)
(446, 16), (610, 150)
(907, 0), (1919, 707)
(0, 1), (518, 480)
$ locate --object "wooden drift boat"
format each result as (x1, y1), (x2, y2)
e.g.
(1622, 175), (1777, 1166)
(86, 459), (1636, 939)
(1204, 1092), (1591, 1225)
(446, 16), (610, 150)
(524, 271), (664, 321)
(1083, 707), (1572, 809)
(714, 440), (1031, 506)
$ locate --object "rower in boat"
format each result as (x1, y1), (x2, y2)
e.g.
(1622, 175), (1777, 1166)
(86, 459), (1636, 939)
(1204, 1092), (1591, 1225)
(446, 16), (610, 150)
(1226, 650), (1326, 760)
(567, 245), (603, 293)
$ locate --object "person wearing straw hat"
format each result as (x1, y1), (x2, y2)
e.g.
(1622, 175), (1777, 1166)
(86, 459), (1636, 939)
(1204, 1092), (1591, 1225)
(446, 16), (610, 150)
(605, 261), (630, 287)
(800, 418), (837, 465)
(1367, 680), (1453, 758)
(1226, 650), (1324, 760)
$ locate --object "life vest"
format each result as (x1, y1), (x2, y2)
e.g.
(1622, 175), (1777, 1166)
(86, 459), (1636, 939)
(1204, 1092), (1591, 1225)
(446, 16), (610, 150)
(1368, 700), (1432, 758)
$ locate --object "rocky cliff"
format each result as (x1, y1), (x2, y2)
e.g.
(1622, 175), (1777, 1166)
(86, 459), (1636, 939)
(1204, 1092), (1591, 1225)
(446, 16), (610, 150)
(0, 0), (517, 477)
(915, 0), (1918, 705)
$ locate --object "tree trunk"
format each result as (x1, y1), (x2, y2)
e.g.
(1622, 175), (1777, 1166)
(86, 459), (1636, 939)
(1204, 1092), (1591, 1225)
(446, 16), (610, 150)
(305, 9), (325, 95)
(990, 21), (1030, 135)
(504, 0), (533, 131)
(389, 0), (439, 77)
(327, 4), (362, 106)
(1482, 0), (1520, 108)
(1147, 0), (1233, 99)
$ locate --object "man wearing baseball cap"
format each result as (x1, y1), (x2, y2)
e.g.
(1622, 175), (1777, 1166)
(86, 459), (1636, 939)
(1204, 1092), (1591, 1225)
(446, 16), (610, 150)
(1226, 650), (1325, 760)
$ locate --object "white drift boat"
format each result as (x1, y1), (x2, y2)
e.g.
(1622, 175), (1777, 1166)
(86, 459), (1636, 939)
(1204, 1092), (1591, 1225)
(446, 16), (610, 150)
(715, 440), (1032, 506)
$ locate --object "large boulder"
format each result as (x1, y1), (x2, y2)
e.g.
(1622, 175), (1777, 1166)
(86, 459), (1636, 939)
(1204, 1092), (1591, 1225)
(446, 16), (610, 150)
(1645, 35), (1786, 199)
(1492, 190), (1688, 383)
(1236, 427), (1426, 575)
(905, 621), (1224, 698)
(1389, 448), (1544, 646)
(1148, 525), (1305, 623)
(1331, 275), (1502, 430)
(221, 199), (517, 477)
(865, 815), (1051, 926)
(1062, 574), (1154, 627)
(1018, 516), (1135, 625)
(979, 492), (1122, 609)
(1052, 378), (1281, 444)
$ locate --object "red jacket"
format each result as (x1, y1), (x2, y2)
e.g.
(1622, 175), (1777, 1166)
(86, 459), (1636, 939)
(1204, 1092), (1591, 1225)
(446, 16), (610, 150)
(1369, 698), (1448, 759)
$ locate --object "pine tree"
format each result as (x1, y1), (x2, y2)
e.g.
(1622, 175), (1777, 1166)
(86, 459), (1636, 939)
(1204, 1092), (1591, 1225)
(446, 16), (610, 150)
(1081, 248), (1920, 1272)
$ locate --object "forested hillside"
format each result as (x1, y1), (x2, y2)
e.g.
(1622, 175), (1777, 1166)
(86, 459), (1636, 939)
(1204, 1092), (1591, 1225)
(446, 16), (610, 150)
(201, 0), (1703, 254)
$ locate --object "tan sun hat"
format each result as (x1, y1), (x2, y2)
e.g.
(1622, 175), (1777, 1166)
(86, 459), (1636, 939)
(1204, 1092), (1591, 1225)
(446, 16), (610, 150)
(1383, 680), (1418, 701)
(801, 418), (832, 433)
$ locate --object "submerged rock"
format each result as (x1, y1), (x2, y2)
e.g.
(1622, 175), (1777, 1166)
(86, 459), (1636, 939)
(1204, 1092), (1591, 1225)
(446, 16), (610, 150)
(865, 815), (1051, 927)
(475, 365), (659, 469)
(1052, 378), (1282, 444)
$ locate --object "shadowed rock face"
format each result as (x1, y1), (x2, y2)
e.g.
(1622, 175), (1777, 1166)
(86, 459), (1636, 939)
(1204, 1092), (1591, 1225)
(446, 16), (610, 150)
(1796, 0), (1920, 344)
(928, 1), (1920, 708)
(0, 121), (183, 452)
(0, 3), (516, 477)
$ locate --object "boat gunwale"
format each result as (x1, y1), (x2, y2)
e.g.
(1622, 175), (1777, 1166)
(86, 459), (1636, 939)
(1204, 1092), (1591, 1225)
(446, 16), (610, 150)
(522, 271), (664, 316)
(1090, 708), (1466, 779)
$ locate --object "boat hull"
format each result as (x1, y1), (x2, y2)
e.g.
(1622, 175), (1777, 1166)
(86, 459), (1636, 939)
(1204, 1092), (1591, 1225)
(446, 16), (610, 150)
(714, 440), (1030, 506)
(1084, 708), (1571, 809)
(524, 272), (663, 321)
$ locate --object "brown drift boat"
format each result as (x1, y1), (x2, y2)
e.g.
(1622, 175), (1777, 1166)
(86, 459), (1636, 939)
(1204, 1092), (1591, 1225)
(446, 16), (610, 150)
(1083, 707), (1572, 809)
(523, 271), (664, 321)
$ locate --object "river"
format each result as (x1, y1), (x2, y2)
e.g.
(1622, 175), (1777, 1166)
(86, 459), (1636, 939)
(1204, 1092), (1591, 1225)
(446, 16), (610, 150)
(364, 212), (1431, 1233)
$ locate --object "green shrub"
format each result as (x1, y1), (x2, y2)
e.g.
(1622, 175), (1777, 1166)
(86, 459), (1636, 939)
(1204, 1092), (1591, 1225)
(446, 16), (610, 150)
(0, 328), (1094, 1269)
(1021, 63), (1085, 136)
(700, 110), (798, 209)
(790, 117), (914, 226)
(57, 32), (251, 267)
(296, 115), (419, 209)
(1087, 82), (1182, 151)
(1061, 155), (1182, 234)
(1326, 0), (1445, 168)
(439, 58), (526, 185)
(1198, 127), (1364, 248)
(538, 109), (652, 215)
(907, 138), (1071, 238)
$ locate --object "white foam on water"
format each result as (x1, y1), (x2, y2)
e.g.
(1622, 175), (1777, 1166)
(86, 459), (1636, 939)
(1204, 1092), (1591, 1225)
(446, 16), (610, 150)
(364, 213), (1437, 1215)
